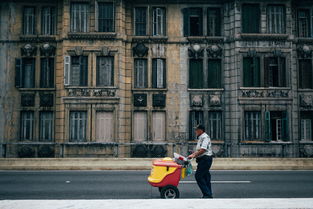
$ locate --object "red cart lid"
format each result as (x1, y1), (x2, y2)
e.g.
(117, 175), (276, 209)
(152, 158), (182, 168)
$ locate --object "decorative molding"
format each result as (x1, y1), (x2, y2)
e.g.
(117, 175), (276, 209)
(151, 44), (166, 57)
(300, 94), (313, 108)
(19, 35), (56, 42)
(21, 44), (37, 57)
(132, 43), (149, 57)
(67, 32), (117, 40)
(40, 43), (56, 57)
(188, 44), (204, 59)
(209, 94), (221, 106)
(132, 36), (168, 44)
(190, 94), (203, 107)
(272, 49), (283, 57)
(21, 93), (35, 107)
(152, 94), (166, 107)
(67, 88), (116, 97)
(133, 94), (147, 107)
(297, 45), (313, 58)
(241, 89), (290, 98)
(247, 49), (257, 57)
(240, 33), (289, 41)
(40, 94), (54, 107)
(207, 45), (223, 58)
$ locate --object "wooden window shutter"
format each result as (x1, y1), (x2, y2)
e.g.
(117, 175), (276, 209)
(264, 111), (271, 142)
(15, 58), (22, 88)
(264, 57), (269, 87)
(95, 1), (99, 32)
(253, 57), (260, 87)
(282, 111), (289, 141)
(79, 56), (88, 86)
(208, 59), (221, 88)
(64, 56), (71, 86)
(189, 59), (203, 88)
(152, 59), (157, 88)
(182, 8), (190, 36)
(242, 4), (260, 33)
(278, 57), (286, 87)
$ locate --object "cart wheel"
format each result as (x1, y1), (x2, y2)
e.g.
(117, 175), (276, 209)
(160, 185), (180, 199)
(158, 187), (162, 192)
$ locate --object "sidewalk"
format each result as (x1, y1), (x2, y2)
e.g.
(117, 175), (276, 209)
(0, 199), (312, 209)
(1, 158), (313, 170)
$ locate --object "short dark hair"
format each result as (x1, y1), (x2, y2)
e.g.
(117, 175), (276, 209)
(195, 124), (205, 131)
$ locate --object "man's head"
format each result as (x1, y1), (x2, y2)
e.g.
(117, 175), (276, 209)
(195, 124), (205, 137)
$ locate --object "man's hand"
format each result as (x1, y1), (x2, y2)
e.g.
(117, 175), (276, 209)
(187, 153), (196, 159)
(188, 149), (206, 159)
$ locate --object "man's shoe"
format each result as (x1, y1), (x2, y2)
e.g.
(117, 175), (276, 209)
(202, 196), (213, 198)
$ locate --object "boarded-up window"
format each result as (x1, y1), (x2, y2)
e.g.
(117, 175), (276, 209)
(243, 57), (260, 87)
(20, 111), (34, 140)
(207, 8), (221, 36)
(244, 111), (261, 140)
(97, 56), (114, 86)
(40, 58), (54, 88)
(22, 58), (35, 88)
(189, 111), (203, 140)
(134, 59), (148, 88)
(242, 4), (260, 33)
(153, 7), (166, 36)
(96, 111), (114, 142)
(300, 111), (313, 141)
(152, 112), (166, 142)
(299, 59), (313, 89)
(70, 56), (88, 86)
(70, 3), (89, 32)
(152, 58), (166, 88)
(207, 59), (222, 88)
(133, 112), (147, 142)
(264, 57), (286, 87)
(297, 9), (310, 37)
(267, 5), (285, 34)
(39, 111), (54, 141)
(41, 7), (56, 35)
(183, 8), (203, 36)
(189, 59), (203, 88)
(134, 7), (147, 36)
(23, 7), (36, 35)
(97, 2), (114, 32)
(70, 111), (87, 142)
(208, 111), (222, 140)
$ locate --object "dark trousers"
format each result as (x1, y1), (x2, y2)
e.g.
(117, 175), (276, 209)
(195, 155), (213, 197)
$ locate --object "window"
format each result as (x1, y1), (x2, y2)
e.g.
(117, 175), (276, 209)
(152, 59), (166, 88)
(20, 111), (34, 140)
(208, 111), (222, 140)
(133, 112), (147, 142)
(299, 59), (313, 89)
(153, 7), (166, 36)
(15, 58), (35, 88)
(97, 56), (114, 86)
(70, 111), (87, 142)
(265, 111), (288, 141)
(96, 111), (114, 142)
(267, 5), (285, 34)
(134, 7), (147, 36)
(300, 112), (313, 141)
(134, 59), (147, 88)
(242, 4), (260, 33)
(183, 8), (203, 36)
(152, 112), (166, 142)
(244, 111), (261, 140)
(39, 111), (54, 141)
(264, 57), (286, 87)
(40, 58), (54, 88)
(23, 7), (36, 35)
(297, 9), (310, 37)
(189, 111), (203, 140)
(64, 56), (88, 86)
(70, 3), (89, 32)
(207, 8), (221, 36)
(243, 57), (260, 87)
(41, 7), (56, 35)
(189, 59), (203, 88)
(97, 2), (114, 32)
(207, 59), (222, 88)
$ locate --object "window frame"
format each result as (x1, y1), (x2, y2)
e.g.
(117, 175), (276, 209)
(41, 6), (56, 35)
(267, 5), (286, 34)
(208, 111), (222, 140)
(242, 4), (261, 33)
(298, 58), (313, 89)
(134, 7), (148, 36)
(23, 6), (36, 35)
(69, 111), (87, 142)
(134, 58), (148, 88)
(20, 111), (35, 141)
(207, 7), (221, 36)
(40, 57), (55, 88)
(96, 56), (114, 87)
(152, 58), (166, 88)
(39, 111), (54, 141)
(152, 7), (166, 36)
(70, 2), (89, 33)
(96, 1), (115, 32)
(244, 111), (261, 140)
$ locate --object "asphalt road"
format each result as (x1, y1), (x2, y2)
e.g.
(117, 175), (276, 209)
(0, 170), (312, 199)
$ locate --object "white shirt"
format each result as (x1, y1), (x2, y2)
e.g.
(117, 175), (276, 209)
(196, 132), (213, 157)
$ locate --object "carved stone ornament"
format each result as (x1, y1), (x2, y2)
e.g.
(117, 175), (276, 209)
(133, 94), (147, 107)
(207, 45), (222, 58)
(21, 93), (35, 107)
(101, 46), (110, 56)
(209, 94), (221, 106)
(74, 46), (83, 56)
(300, 95), (313, 108)
(152, 94), (166, 107)
(272, 49), (283, 57)
(190, 95), (203, 107)
(247, 49), (257, 57)
(133, 43), (149, 57)
(297, 45), (312, 58)
(188, 44), (204, 59)
(68, 88), (116, 97)
(21, 44), (37, 57)
(40, 43), (56, 57)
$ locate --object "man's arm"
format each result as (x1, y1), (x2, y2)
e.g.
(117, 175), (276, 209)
(188, 148), (206, 159)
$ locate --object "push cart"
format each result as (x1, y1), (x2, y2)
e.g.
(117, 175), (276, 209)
(147, 153), (192, 199)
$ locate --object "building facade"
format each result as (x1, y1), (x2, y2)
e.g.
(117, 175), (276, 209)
(0, 0), (313, 158)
